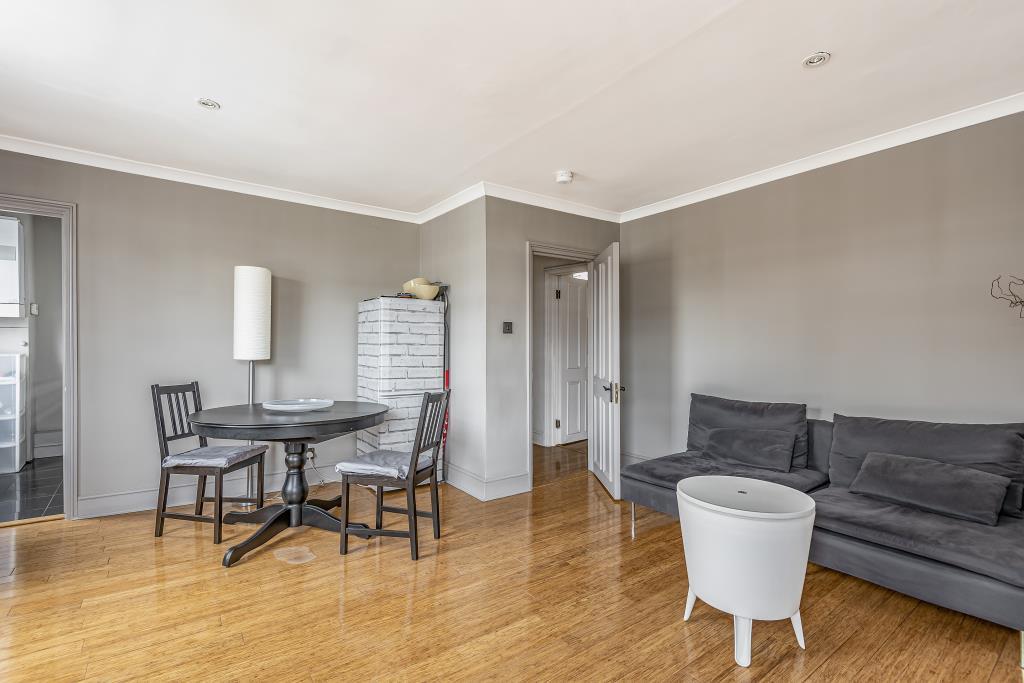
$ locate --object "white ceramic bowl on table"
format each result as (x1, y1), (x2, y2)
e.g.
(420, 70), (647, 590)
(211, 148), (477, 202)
(261, 399), (334, 412)
(676, 475), (816, 667)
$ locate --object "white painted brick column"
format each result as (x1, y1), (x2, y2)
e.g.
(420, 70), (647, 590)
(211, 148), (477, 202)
(357, 297), (445, 470)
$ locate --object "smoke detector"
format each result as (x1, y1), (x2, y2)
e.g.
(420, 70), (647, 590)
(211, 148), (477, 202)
(555, 169), (574, 184)
(802, 51), (831, 68)
(197, 97), (222, 110)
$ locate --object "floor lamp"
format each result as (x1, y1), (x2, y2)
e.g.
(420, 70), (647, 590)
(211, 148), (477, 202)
(234, 265), (272, 506)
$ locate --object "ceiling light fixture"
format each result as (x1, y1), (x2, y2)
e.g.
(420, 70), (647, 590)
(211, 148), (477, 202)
(197, 97), (222, 110)
(555, 169), (574, 184)
(802, 51), (831, 68)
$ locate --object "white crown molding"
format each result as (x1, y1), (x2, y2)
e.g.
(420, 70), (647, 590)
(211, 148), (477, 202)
(619, 90), (1024, 223)
(0, 133), (419, 223)
(480, 181), (621, 223)
(415, 182), (486, 223)
(2, 90), (1023, 227)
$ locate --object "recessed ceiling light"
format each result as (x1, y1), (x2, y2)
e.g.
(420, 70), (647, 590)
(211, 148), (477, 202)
(802, 51), (831, 68)
(197, 97), (222, 110)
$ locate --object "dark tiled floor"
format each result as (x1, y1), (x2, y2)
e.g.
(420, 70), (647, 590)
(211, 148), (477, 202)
(0, 456), (64, 522)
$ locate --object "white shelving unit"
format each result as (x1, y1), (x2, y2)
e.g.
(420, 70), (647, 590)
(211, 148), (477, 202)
(0, 353), (27, 473)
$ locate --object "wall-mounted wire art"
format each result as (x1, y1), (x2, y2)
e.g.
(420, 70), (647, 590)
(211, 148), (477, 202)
(991, 275), (1024, 317)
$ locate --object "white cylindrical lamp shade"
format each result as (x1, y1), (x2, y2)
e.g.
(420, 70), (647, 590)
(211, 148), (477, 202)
(233, 266), (272, 360)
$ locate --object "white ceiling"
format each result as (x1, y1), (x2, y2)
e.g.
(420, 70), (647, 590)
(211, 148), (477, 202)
(1, 1), (1023, 222)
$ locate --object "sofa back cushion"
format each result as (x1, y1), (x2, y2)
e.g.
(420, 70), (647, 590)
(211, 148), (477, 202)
(687, 394), (809, 468)
(807, 419), (833, 474)
(703, 427), (796, 473)
(829, 415), (1024, 502)
(850, 452), (1011, 526)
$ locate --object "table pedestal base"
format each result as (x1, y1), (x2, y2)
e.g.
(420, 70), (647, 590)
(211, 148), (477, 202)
(219, 442), (368, 567)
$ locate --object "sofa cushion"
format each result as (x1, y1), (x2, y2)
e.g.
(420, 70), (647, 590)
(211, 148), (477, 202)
(1003, 483), (1024, 518)
(703, 427), (795, 472)
(850, 452), (1011, 526)
(828, 415), (1024, 497)
(812, 487), (1024, 589)
(621, 451), (827, 493)
(687, 393), (809, 468)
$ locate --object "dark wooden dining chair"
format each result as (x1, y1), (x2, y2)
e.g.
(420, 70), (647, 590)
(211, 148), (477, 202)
(151, 382), (267, 544)
(336, 390), (450, 560)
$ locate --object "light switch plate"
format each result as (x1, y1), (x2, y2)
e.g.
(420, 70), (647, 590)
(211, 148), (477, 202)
(502, 321), (513, 334)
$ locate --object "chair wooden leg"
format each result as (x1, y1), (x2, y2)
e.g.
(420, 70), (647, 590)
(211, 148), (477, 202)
(194, 475), (207, 515)
(430, 472), (441, 539)
(154, 469), (170, 537)
(340, 478), (350, 555)
(407, 484), (419, 560)
(375, 486), (383, 529)
(213, 472), (224, 545)
(256, 456), (265, 508)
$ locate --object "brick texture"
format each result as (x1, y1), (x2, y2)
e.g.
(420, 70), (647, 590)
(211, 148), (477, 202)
(357, 297), (445, 465)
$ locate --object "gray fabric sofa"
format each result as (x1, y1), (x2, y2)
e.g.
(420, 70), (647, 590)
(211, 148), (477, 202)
(621, 400), (1024, 650)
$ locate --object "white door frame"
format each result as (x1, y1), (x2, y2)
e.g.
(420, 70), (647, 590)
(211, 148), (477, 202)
(543, 262), (589, 448)
(0, 193), (79, 520)
(525, 241), (599, 488)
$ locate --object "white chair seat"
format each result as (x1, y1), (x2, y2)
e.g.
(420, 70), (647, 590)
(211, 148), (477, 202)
(162, 444), (268, 469)
(335, 450), (432, 479)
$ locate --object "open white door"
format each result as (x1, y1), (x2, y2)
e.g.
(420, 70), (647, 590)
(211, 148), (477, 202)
(588, 242), (620, 499)
(557, 269), (588, 444)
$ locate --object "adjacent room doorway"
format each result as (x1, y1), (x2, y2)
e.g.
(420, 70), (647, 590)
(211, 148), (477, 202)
(532, 258), (590, 486)
(526, 241), (621, 498)
(0, 194), (78, 524)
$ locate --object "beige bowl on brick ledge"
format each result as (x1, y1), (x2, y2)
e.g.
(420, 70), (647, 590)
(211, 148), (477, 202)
(403, 277), (439, 300)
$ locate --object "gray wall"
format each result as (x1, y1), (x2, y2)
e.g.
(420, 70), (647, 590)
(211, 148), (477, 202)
(485, 198), (618, 494)
(421, 197), (617, 499)
(620, 112), (1024, 463)
(31, 216), (63, 434)
(0, 149), (420, 517)
(419, 198), (489, 492)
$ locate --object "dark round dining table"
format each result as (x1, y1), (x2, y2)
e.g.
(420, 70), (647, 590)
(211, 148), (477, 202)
(189, 400), (388, 566)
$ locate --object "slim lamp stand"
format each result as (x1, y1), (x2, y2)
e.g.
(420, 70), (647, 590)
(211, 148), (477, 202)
(241, 359), (257, 508)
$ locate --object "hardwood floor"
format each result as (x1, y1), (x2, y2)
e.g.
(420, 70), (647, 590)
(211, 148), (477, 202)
(533, 440), (588, 487)
(0, 473), (1019, 681)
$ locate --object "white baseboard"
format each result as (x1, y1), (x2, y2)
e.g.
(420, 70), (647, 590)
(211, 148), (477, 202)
(444, 461), (531, 502)
(444, 461), (486, 500)
(75, 467), (343, 519)
(33, 429), (62, 458)
(33, 445), (62, 459)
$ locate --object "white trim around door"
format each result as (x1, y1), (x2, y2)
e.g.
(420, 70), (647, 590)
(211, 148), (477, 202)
(0, 193), (79, 520)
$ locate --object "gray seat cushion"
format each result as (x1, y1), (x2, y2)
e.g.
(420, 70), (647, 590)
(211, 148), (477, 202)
(335, 450), (432, 479)
(812, 486), (1024, 589)
(621, 451), (828, 493)
(162, 444), (267, 468)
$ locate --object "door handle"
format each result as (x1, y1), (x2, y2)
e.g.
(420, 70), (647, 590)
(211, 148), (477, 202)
(602, 385), (611, 392)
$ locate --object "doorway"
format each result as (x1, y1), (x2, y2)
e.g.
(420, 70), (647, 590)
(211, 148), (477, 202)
(526, 240), (620, 497)
(0, 195), (77, 524)
(529, 250), (593, 487)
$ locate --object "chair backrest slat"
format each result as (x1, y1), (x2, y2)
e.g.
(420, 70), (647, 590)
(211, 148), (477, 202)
(151, 381), (206, 460)
(408, 390), (450, 476)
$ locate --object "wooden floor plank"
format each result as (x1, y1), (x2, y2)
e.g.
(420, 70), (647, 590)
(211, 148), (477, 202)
(0, 467), (1017, 681)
